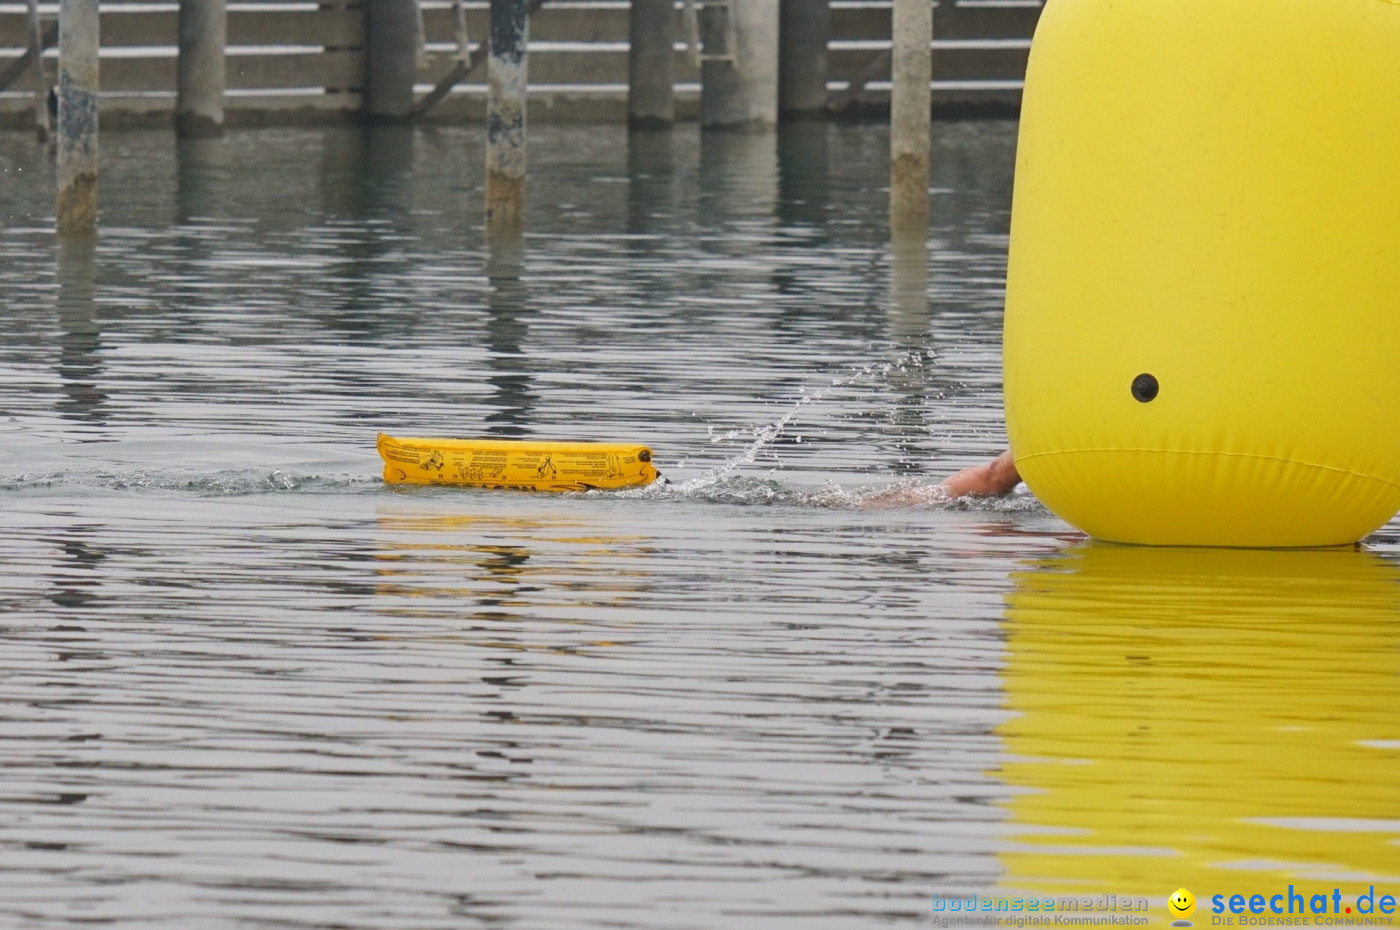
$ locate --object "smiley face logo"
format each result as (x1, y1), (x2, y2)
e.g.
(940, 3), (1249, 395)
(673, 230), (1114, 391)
(1169, 888), (1197, 921)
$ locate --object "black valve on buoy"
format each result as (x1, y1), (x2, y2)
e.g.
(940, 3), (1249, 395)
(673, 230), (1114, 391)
(1131, 374), (1159, 403)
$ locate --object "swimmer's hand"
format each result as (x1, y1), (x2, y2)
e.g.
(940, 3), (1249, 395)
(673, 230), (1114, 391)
(941, 449), (1021, 498)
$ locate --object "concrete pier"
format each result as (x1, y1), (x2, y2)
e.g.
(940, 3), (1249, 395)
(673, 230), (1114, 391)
(26, 0), (48, 140)
(627, 0), (675, 129)
(56, 0), (99, 237)
(889, 0), (932, 231)
(0, 1), (1040, 129)
(365, 0), (419, 121)
(778, 0), (828, 118)
(701, 0), (779, 129)
(486, 0), (528, 231)
(176, 0), (227, 137)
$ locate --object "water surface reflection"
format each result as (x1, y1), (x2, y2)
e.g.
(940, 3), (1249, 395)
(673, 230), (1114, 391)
(0, 120), (1395, 928)
(54, 238), (105, 431)
(1000, 545), (1400, 895)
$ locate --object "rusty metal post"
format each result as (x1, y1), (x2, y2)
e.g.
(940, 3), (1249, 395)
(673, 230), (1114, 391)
(177, 0), (227, 136)
(56, 0), (99, 237)
(889, 0), (931, 232)
(486, 0), (528, 231)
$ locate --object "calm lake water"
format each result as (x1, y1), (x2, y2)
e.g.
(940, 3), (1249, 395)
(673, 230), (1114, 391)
(0, 122), (1398, 928)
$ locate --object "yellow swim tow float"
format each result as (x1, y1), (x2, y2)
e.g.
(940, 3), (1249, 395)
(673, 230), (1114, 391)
(377, 434), (658, 492)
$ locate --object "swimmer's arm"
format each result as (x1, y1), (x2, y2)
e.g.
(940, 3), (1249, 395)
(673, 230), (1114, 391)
(938, 449), (1021, 498)
(861, 449), (1021, 508)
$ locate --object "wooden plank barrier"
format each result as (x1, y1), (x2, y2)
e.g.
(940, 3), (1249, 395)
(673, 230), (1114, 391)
(0, 0), (1041, 126)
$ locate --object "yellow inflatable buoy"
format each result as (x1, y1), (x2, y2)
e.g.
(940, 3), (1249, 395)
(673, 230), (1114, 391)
(1003, 0), (1400, 546)
(377, 434), (658, 491)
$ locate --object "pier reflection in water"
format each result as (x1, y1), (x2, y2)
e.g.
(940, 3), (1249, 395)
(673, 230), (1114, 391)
(54, 238), (106, 431)
(1000, 545), (1400, 897)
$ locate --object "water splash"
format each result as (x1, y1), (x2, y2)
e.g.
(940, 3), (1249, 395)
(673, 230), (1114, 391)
(600, 349), (1037, 511)
(613, 471), (1039, 512)
(676, 349), (931, 494)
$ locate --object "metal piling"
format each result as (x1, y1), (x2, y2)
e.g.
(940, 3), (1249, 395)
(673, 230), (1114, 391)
(176, 0), (227, 137)
(176, 0), (226, 136)
(486, 0), (528, 231)
(366, 0), (420, 121)
(56, 0), (99, 237)
(779, 0), (829, 118)
(889, 0), (931, 231)
(627, 0), (675, 129)
(26, 0), (48, 140)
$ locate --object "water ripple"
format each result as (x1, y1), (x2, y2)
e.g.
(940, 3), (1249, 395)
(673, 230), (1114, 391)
(1, 121), (1392, 929)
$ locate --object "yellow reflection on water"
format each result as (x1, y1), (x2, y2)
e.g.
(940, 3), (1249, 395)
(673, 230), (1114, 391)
(999, 544), (1400, 901)
(372, 509), (653, 645)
